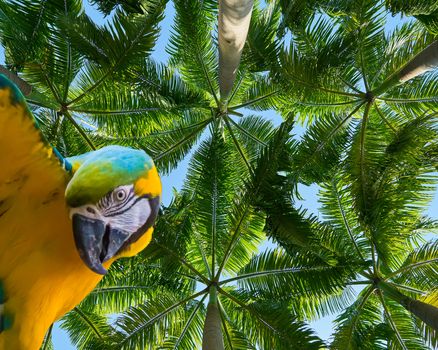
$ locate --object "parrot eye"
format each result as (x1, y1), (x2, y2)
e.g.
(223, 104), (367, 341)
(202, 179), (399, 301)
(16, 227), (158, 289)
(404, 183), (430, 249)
(114, 189), (127, 202)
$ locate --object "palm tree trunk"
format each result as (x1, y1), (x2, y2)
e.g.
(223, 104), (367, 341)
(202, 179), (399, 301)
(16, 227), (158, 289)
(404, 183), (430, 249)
(0, 65), (32, 96)
(202, 287), (224, 350)
(404, 299), (438, 330)
(379, 282), (438, 330)
(218, 0), (254, 102)
(373, 40), (438, 95)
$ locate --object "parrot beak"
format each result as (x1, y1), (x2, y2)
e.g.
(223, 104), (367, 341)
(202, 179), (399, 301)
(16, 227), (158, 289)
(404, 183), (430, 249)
(72, 214), (131, 275)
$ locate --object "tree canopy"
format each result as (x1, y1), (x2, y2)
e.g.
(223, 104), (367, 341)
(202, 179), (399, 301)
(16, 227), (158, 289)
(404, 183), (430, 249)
(0, 0), (437, 349)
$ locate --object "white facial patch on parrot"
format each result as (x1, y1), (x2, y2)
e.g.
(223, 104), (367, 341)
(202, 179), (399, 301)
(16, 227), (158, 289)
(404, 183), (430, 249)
(105, 196), (151, 233)
(69, 185), (151, 235)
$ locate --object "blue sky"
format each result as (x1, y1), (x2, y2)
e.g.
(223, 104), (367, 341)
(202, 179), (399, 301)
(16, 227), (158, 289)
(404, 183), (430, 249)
(0, 1), (437, 348)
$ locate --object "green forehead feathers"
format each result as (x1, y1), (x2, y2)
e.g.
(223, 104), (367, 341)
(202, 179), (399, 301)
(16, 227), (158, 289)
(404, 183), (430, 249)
(65, 146), (154, 207)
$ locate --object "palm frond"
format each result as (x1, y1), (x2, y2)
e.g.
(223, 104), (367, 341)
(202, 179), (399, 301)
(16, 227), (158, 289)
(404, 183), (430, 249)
(241, 1), (281, 72)
(227, 248), (351, 303)
(61, 307), (114, 350)
(168, 0), (218, 101)
(227, 115), (274, 166)
(220, 288), (324, 350)
(319, 174), (370, 264)
(129, 110), (211, 175)
(380, 296), (430, 350)
(0, 0), (82, 68)
(90, 0), (153, 15)
(331, 288), (386, 350)
(385, 0), (438, 34)
(230, 74), (281, 111)
(65, 4), (164, 106)
(110, 289), (207, 349)
(292, 107), (360, 184)
(391, 240), (438, 293)
(335, 0), (386, 91)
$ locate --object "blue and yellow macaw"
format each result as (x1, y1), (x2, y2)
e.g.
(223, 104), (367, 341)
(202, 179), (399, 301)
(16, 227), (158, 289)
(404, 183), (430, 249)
(0, 75), (162, 349)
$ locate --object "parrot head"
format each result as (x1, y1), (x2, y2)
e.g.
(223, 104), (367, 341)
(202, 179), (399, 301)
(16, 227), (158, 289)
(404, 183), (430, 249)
(65, 145), (161, 275)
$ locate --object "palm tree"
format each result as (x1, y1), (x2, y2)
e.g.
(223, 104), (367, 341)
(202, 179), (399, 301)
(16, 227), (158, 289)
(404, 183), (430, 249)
(0, 0), (197, 156)
(263, 0), (438, 257)
(217, 0), (254, 101)
(256, 0), (438, 347)
(135, 0), (284, 178)
(0, 1), (313, 348)
(235, 113), (437, 349)
(272, 1), (437, 171)
(313, 111), (437, 349)
(54, 122), (333, 349)
(0, 0), (287, 179)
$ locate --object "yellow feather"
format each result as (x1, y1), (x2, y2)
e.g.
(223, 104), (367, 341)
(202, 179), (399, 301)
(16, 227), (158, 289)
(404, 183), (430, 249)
(0, 88), (104, 350)
(134, 166), (162, 197)
(117, 226), (154, 259)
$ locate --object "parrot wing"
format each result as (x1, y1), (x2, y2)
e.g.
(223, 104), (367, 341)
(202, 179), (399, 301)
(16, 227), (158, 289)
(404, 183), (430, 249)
(0, 74), (71, 333)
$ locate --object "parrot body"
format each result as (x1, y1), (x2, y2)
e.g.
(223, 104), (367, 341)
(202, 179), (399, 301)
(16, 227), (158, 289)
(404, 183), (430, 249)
(0, 75), (161, 349)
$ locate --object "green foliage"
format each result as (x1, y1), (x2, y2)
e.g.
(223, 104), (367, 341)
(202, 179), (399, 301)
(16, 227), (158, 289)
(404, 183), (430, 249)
(111, 292), (205, 349)
(220, 290), (324, 349)
(0, 0), (169, 154)
(90, 0), (155, 15)
(61, 308), (114, 350)
(1, 0), (437, 348)
(242, 1), (281, 72)
(168, 0), (218, 99)
(292, 110), (358, 184)
(56, 121), (325, 349)
(385, 0), (438, 34)
(331, 290), (389, 350)
(0, 0), (82, 68)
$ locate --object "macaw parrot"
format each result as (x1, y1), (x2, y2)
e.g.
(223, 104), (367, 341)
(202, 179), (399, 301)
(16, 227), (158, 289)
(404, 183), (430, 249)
(0, 75), (162, 350)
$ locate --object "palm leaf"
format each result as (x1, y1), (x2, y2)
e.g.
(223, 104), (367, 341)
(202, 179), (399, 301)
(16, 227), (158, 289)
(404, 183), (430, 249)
(220, 288), (324, 350)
